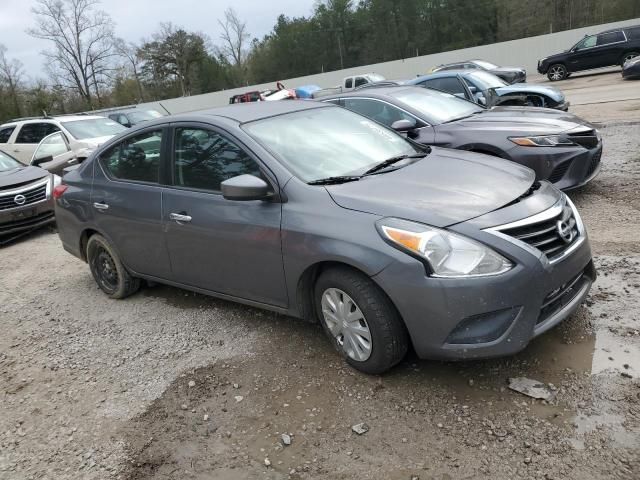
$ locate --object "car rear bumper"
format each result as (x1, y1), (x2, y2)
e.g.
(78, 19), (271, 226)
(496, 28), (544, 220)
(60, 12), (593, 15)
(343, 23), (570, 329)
(373, 224), (594, 360)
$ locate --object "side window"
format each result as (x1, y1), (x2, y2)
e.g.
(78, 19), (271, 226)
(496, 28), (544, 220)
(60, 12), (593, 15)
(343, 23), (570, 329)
(625, 27), (640, 40)
(597, 31), (625, 46)
(345, 78), (353, 89)
(0, 126), (16, 143)
(33, 132), (69, 160)
(575, 35), (597, 50)
(354, 77), (368, 87)
(101, 130), (162, 183)
(423, 77), (467, 96)
(118, 115), (129, 125)
(173, 128), (261, 192)
(15, 123), (60, 144)
(343, 98), (417, 128)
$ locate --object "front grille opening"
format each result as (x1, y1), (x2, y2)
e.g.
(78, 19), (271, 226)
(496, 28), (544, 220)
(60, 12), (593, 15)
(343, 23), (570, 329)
(548, 161), (572, 183)
(446, 307), (520, 345)
(0, 211), (54, 233)
(537, 270), (589, 325)
(498, 201), (579, 261)
(0, 182), (48, 211)
(586, 150), (602, 178)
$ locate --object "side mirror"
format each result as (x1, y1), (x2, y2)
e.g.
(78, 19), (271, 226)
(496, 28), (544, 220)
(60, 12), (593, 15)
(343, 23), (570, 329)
(32, 155), (53, 167)
(391, 119), (416, 132)
(221, 174), (271, 201)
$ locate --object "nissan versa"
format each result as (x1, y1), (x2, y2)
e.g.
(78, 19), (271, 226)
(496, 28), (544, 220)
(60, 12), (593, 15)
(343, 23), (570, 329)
(54, 102), (595, 374)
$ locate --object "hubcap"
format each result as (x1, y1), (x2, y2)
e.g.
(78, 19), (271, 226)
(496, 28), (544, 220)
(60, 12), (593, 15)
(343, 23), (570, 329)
(95, 247), (119, 291)
(321, 288), (372, 362)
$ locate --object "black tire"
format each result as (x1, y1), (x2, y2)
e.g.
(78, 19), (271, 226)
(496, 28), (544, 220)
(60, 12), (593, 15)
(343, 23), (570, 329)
(314, 266), (408, 374)
(87, 234), (140, 299)
(547, 64), (567, 81)
(621, 52), (639, 66)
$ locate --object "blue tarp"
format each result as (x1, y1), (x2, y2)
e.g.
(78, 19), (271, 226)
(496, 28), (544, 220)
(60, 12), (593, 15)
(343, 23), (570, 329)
(295, 85), (321, 99)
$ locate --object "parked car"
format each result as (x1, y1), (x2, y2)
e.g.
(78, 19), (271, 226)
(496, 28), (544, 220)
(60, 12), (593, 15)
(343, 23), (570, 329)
(0, 115), (126, 165)
(431, 59), (526, 84)
(321, 86), (601, 190)
(229, 82), (297, 104)
(622, 54), (640, 79)
(405, 70), (569, 110)
(54, 101), (595, 374)
(312, 73), (385, 98)
(0, 149), (57, 242)
(108, 109), (164, 128)
(538, 24), (640, 81)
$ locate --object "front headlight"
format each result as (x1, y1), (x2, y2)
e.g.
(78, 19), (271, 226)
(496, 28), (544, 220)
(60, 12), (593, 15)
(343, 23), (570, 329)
(52, 174), (62, 187)
(509, 135), (575, 147)
(378, 219), (513, 278)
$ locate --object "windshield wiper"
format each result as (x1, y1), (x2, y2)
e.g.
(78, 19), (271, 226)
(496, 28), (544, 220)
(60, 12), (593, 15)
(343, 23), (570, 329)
(362, 152), (429, 176)
(307, 175), (362, 185)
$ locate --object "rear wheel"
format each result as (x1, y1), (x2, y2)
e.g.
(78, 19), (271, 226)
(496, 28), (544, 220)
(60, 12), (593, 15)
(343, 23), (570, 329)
(621, 52), (639, 66)
(547, 64), (567, 81)
(314, 267), (408, 374)
(87, 234), (140, 299)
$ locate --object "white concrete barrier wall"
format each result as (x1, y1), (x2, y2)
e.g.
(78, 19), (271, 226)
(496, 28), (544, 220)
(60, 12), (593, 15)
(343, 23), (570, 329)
(138, 17), (640, 115)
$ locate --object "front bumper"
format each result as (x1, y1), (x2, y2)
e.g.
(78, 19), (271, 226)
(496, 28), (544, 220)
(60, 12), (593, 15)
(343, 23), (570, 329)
(373, 199), (594, 360)
(506, 141), (602, 190)
(0, 201), (55, 237)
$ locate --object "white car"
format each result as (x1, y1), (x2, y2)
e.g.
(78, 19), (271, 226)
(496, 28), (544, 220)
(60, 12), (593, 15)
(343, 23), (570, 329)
(0, 115), (126, 165)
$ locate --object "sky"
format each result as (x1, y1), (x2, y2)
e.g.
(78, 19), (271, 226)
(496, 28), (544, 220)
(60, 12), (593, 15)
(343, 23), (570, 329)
(0, 0), (317, 79)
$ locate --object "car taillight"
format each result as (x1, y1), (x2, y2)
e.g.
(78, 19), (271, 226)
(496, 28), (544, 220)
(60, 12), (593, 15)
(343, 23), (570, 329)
(53, 185), (68, 199)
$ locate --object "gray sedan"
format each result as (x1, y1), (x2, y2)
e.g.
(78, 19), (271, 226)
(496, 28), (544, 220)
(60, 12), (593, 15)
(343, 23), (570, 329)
(54, 101), (595, 374)
(322, 86), (602, 190)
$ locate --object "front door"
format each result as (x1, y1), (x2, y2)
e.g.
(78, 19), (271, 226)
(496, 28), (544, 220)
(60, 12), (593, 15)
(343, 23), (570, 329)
(31, 132), (77, 175)
(162, 123), (287, 307)
(90, 127), (171, 279)
(568, 35), (599, 71)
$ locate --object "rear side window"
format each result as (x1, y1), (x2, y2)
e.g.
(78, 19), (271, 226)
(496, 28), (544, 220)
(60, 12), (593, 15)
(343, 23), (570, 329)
(597, 31), (625, 46)
(101, 130), (162, 183)
(0, 126), (15, 143)
(625, 27), (640, 39)
(173, 128), (261, 192)
(15, 123), (60, 144)
(422, 77), (467, 96)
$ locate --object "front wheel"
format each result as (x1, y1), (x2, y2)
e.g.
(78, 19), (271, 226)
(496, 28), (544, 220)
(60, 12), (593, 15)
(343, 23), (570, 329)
(547, 64), (568, 81)
(87, 234), (140, 299)
(621, 52), (639, 66)
(315, 267), (408, 374)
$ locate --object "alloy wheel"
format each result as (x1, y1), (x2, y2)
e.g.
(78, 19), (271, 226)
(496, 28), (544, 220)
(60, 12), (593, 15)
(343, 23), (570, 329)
(623, 53), (638, 64)
(321, 288), (372, 362)
(549, 65), (566, 81)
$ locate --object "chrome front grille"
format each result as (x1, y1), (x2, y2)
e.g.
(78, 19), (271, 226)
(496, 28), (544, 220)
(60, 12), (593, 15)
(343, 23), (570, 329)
(488, 196), (583, 263)
(0, 179), (49, 211)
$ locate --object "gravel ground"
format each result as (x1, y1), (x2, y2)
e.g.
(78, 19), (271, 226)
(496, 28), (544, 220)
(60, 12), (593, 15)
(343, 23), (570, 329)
(1, 84), (639, 480)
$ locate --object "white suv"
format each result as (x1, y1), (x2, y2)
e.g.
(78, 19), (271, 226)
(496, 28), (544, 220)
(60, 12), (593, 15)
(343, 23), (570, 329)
(0, 115), (126, 165)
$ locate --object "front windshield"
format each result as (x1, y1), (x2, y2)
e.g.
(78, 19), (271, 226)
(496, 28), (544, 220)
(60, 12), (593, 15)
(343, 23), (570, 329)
(390, 88), (483, 124)
(62, 118), (126, 140)
(243, 107), (420, 182)
(468, 71), (508, 89)
(128, 110), (163, 124)
(473, 60), (498, 70)
(0, 151), (21, 172)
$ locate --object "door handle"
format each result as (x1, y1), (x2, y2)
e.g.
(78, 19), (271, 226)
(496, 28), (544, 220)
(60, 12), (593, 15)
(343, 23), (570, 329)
(67, 158), (78, 164)
(93, 202), (109, 211)
(169, 212), (192, 223)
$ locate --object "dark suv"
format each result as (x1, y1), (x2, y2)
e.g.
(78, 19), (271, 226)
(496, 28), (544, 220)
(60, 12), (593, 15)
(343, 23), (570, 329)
(538, 25), (640, 81)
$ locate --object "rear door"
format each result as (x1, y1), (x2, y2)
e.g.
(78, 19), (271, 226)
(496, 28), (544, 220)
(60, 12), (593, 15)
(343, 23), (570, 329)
(162, 122), (287, 307)
(9, 122), (60, 164)
(593, 31), (627, 66)
(90, 126), (171, 279)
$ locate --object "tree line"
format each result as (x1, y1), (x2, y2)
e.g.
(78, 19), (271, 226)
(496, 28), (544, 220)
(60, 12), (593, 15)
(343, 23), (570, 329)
(1, 0), (639, 122)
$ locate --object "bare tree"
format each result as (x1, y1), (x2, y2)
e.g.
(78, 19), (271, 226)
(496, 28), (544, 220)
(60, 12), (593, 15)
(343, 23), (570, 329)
(0, 44), (24, 117)
(218, 7), (249, 81)
(28, 0), (117, 108)
(114, 38), (145, 102)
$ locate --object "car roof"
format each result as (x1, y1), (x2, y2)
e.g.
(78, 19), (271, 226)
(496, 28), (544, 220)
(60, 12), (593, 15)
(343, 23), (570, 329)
(1, 115), (106, 127)
(172, 100), (330, 124)
(601, 25), (639, 34)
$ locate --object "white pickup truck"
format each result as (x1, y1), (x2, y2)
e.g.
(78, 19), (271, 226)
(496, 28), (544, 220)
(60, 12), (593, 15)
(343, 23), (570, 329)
(312, 73), (385, 98)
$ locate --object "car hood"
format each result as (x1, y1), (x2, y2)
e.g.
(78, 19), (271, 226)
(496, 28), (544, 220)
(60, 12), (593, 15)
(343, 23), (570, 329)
(77, 135), (116, 148)
(0, 165), (50, 189)
(326, 147), (535, 227)
(443, 107), (594, 135)
(494, 83), (564, 101)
